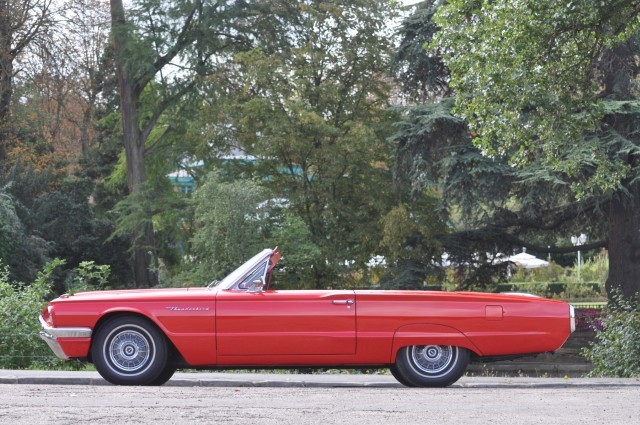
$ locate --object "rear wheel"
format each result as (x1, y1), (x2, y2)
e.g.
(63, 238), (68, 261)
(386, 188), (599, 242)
(92, 316), (168, 385)
(389, 364), (416, 387)
(393, 345), (469, 387)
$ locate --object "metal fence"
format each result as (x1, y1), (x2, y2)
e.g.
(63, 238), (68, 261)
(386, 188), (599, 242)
(571, 301), (607, 310)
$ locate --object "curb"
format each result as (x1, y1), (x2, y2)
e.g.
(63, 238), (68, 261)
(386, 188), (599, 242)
(1, 370), (639, 388)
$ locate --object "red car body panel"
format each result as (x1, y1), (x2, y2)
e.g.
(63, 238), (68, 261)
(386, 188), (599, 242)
(216, 290), (356, 357)
(41, 286), (572, 367)
(55, 338), (92, 358)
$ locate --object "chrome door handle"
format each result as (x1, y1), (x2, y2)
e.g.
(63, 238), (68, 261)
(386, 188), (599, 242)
(332, 300), (354, 305)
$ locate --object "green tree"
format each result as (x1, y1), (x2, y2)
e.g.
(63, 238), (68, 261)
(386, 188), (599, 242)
(0, 0), (54, 167)
(0, 165), (55, 282)
(431, 0), (640, 298)
(29, 176), (132, 289)
(387, 1), (620, 290)
(0, 185), (24, 268)
(232, 0), (400, 288)
(390, 1), (451, 103)
(108, 0), (279, 286)
(0, 157), (133, 287)
(268, 210), (323, 289)
(189, 173), (323, 288)
(189, 174), (269, 284)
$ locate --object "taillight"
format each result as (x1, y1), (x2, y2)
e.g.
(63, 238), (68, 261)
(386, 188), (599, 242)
(569, 305), (575, 333)
(42, 304), (55, 326)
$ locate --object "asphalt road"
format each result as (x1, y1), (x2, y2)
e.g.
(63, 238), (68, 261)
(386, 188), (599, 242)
(0, 375), (639, 425)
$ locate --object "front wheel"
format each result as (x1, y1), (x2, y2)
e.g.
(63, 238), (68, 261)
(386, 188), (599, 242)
(146, 364), (177, 386)
(91, 316), (168, 385)
(393, 345), (469, 387)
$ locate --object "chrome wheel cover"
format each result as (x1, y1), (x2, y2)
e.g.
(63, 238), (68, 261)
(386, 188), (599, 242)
(410, 345), (456, 375)
(105, 325), (155, 375)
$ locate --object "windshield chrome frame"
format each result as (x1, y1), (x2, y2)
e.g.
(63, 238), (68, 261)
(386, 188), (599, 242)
(211, 248), (273, 290)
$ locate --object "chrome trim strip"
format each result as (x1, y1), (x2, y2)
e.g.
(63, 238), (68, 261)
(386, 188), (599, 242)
(332, 299), (355, 305)
(39, 330), (70, 360)
(499, 292), (542, 298)
(39, 315), (92, 339)
(38, 315), (92, 361)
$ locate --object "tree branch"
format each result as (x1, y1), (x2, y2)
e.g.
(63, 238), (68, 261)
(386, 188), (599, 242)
(136, 0), (209, 87)
(143, 125), (173, 157)
(503, 234), (608, 254)
(11, 0), (53, 57)
(494, 197), (606, 233)
(139, 80), (196, 145)
(448, 228), (608, 255)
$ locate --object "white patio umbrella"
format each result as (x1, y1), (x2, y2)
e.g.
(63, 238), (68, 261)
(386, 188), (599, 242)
(508, 249), (550, 269)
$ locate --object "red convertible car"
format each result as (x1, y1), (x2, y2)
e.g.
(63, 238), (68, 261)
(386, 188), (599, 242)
(39, 248), (575, 387)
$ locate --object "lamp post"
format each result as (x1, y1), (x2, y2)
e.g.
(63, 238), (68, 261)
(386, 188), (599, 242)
(571, 233), (587, 281)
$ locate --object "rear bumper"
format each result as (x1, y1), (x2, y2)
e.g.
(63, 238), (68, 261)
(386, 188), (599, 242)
(39, 316), (92, 360)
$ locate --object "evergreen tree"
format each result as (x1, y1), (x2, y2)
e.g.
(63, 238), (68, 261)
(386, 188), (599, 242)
(390, 1), (619, 290)
(432, 0), (640, 298)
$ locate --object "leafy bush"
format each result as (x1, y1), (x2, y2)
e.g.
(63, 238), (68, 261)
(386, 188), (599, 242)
(63, 260), (111, 294)
(582, 295), (640, 377)
(509, 250), (609, 289)
(575, 308), (604, 332)
(511, 262), (567, 283)
(577, 252), (609, 284)
(558, 281), (605, 301)
(0, 259), (65, 369)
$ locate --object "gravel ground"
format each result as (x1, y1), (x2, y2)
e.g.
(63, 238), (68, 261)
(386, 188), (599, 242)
(1, 380), (639, 425)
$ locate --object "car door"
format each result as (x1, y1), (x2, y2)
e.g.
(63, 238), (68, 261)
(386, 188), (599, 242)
(215, 289), (356, 356)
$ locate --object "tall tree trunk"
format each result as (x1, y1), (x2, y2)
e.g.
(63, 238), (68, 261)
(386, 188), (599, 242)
(80, 107), (91, 154)
(111, 0), (158, 287)
(0, 60), (11, 167)
(606, 183), (640, 299)
(601, 45), (640, 299)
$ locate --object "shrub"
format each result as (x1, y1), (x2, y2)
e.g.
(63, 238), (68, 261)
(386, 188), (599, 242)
(558, 281), (605, 301)
(582, 295), (640, 377)
(577, 252), (609, 284)
(0, 259), (65, 369)
(63, 260), (111, 294)
(511, 262), (567, 283)
(574, 308), (604, 332)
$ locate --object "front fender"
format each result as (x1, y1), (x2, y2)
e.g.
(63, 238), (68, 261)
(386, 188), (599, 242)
(94, 306), (216, 367)
(390, 323), (482, 362)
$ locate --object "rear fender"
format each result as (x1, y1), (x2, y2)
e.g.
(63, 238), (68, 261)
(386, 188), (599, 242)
(390, 323), (482, 362)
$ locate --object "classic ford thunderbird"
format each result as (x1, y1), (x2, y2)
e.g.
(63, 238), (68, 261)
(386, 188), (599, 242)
(39, 248), (575, 387)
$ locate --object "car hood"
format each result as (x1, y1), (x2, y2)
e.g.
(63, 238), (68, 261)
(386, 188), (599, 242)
(51, 287), (213, 303)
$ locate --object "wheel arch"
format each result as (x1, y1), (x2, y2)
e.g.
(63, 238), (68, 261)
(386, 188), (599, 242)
(390, 323), (483, 362)
(89, 310), (183, 365)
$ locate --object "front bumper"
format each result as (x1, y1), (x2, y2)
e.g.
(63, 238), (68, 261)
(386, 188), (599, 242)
(38, 316), (92, 360)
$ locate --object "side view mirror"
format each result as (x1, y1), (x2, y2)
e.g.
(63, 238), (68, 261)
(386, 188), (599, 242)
(247, 278), (265, 293)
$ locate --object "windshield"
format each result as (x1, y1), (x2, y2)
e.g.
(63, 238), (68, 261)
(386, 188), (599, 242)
(212, 249), (273, 290)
